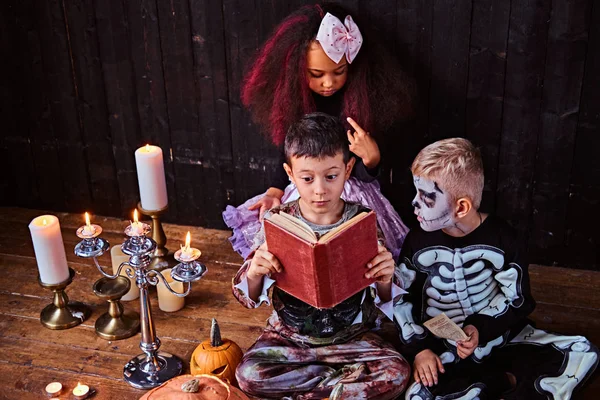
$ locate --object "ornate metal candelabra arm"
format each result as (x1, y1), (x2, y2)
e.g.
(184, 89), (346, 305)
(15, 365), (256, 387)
(74, 216), (207, 390)
(144, 270), (192, 298)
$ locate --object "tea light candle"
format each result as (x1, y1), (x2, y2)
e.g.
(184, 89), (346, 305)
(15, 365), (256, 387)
(82, 212), (95, 235)
(129, 210), (145, 236)
(135, 144), (168, 211)
(175, 231), (201, 262)
(45, 381), (62, 397)
(111, 245), (139, 301)
(72, 382), (90, 399)
(28, 215), (70, 284)
(157, 268), (185, 312)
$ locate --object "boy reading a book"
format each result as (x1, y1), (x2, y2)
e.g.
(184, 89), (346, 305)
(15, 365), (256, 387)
(397, 138), (598, 400)
(232, 113), (410, 399)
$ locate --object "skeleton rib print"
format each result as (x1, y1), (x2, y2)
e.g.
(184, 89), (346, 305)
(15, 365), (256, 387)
(413, 245), (524, 326)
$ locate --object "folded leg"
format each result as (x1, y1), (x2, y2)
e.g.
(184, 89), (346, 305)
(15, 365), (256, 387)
(236, 330), (410, 399)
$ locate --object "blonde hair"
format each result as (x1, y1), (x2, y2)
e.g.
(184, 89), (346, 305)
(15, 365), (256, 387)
(411, 138), (484, 209)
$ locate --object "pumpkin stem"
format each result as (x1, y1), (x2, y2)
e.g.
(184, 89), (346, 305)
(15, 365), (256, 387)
(211, 318), (223, 347)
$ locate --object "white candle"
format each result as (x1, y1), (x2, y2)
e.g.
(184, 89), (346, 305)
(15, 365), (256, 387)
(175, 231), (201, 262)
(72, 382), (90, 399)
(28, 215), (70, 285)
(82, 212), (95, 236)
(180, 231), (193, 259)
(157, 268), (185, 312)
(128, 209), (146, 236)
(110, 246), (139, 301)
(135, 144), (168, 211)
(45, 381), (62, 396)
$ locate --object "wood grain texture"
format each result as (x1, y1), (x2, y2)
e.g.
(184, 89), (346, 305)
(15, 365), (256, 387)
(3, 0), (599, 270)
(529, 0), (593, 266)
(465, 0), (510, 214)
(496, 0), (551, 234)
(1, 208), (599, 398)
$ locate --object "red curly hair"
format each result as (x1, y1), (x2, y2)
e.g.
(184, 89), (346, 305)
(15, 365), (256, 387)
(241, 4), (414, 145)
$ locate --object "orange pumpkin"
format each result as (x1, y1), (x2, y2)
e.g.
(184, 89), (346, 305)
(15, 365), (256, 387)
(190, 319), (244, 385)
(139, 374), (249, 400)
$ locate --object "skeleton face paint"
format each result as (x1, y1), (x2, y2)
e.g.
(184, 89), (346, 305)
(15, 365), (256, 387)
(411, 176), (455, 232)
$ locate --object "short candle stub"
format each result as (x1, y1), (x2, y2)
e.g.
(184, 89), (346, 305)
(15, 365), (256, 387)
(124, 222), (151, 237)
(174, 247), (201, 263)
(76, 224), (102, 239)
(45, 381), (62, 397)
(72, 382), (90, 399)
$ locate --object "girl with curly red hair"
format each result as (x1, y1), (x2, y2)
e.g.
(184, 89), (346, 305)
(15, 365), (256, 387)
(223, 3), (414, 261)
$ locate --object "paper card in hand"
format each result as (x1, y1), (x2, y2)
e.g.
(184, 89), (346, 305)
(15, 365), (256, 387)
(264, 210), (378, 309)
(423, 313), (469, 342)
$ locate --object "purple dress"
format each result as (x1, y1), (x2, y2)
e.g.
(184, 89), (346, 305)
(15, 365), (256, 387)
(222, 177), (409, 260)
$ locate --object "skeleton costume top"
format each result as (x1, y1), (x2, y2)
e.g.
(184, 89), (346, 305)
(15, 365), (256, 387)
(396, 215), (535, 357)
(397, 217), (599, 400)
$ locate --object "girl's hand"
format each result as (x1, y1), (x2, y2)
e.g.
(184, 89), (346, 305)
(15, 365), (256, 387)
(346, 117), (380, 169)
(365, 245), (394, 282)
(457, 325), (479, 359)
(248, 187), (284, 220)
(247, 243), (283, 282)
(413, 349), (445, 387)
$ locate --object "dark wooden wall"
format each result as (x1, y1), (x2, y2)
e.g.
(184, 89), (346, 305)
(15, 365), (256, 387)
(1, 0), (598, 269)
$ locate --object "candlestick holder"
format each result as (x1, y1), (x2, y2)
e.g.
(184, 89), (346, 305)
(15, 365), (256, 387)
(74, 218), (207, 389)
(92, 276), (140, 340)
(138, 202), (172, 271)
(38, 268), (90, 330)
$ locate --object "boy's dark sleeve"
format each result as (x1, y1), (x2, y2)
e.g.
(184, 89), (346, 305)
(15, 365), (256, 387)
(463, 228), (536, 345)
(394, 232), (445, 360)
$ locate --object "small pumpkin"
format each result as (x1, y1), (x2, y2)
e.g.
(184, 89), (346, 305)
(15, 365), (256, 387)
(190, 318), (244, 385)
(139, 374), (249, 400)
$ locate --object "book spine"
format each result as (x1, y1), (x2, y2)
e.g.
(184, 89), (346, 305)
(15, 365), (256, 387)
(313, 243), (332, 308)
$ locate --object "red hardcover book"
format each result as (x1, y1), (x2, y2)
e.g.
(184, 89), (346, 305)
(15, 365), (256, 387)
(264, 210), (378, 309)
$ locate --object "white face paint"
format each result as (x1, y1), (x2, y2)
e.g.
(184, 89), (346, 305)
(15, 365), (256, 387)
(411, 176), (456, 232)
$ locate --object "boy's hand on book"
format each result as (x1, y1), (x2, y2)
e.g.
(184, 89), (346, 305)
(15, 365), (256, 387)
(365, 245), (394, 282)
(248, 188), (283, 220)
(248, 244), (283, 281)
(413, 349), (444, 387)
(346, 117), (381, 169)
(456, 325), (479, 359)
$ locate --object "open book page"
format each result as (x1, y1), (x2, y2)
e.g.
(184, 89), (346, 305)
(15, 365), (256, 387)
(318, 211), (369, 243)
(268, 213), (317, 243)
(423, 313), (469, 341)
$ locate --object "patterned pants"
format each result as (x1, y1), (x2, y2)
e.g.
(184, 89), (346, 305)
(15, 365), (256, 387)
(236, 330), (410, 399)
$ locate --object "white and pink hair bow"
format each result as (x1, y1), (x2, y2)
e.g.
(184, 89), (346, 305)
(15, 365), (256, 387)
(316, 12), (363, 64)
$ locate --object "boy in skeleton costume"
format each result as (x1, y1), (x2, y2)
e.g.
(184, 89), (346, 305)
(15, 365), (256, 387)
(397, 138), (598, 400)
(232, 113), (410, 399)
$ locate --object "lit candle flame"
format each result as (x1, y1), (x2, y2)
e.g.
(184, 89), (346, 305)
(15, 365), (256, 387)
(185, 231), (191, 251)
(145, 144), (150, 152)
(85, 212), (91, 228)
(42, 218), (47, 226)
(133, 209), (139, 223)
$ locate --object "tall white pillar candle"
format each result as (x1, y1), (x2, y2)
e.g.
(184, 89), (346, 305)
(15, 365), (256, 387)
(28, 215), (70, 284)
(135, 144), (168, 211)
(157, 269), (185, 312)
(110, 245), (140, 301)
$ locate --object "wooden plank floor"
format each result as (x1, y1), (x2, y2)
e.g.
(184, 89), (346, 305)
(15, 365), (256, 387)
(0, 207), (598, 399)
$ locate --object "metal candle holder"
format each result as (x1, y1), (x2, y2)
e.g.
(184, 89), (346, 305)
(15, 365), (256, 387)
(38, 267), (90, 330)
(74, 219), (207, 389)
(137, 202), (171, 271)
